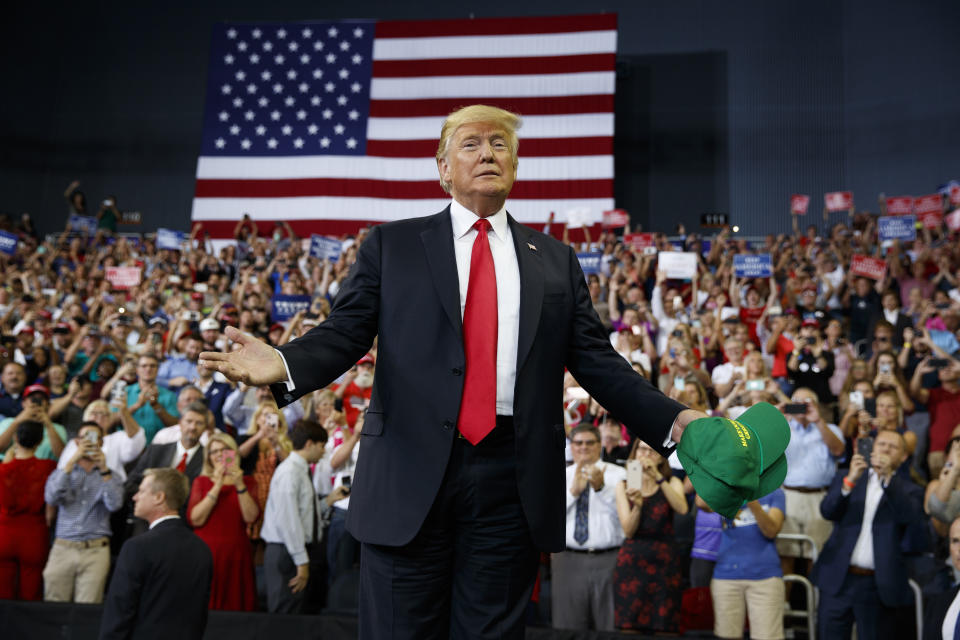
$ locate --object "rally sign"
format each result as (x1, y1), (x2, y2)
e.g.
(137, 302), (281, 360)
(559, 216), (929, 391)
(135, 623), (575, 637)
(951, 185), (960, 206)
(270, 294), (312, 321)
(577, 252), (603, 275)
(566, 208), (594, 229)
(105, 267), (142, 290)
(790, 194), (810, 215)
(602, 209), (629, 228)
(0, 231), (18, 256)
(156, 228), (186, 251)
(68, 214), (98, 234)
(624, 232), (656, 255)
(885, 196), (913, 215)
(733, 254), (772, 278)
(824, 191), (854, 212)
(877, 215), (917, 242)
(915, 194), (943, 229)
(946, 210), (960, 232)
(658, 252), (698, 280)
(850, 254), (887, 281)
(309, 235), (342, 262)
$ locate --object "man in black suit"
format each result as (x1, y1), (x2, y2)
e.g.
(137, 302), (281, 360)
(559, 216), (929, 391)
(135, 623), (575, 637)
(922, 516), (960, 640)
(99, 467), (212, 640)
(200, 104), (704, 639)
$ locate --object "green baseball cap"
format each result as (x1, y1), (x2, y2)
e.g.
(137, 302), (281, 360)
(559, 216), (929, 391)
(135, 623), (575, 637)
(676, 402), (790, 518)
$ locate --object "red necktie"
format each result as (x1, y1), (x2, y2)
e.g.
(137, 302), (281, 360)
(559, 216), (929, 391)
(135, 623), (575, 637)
(457, 218), (498, 444)
(176, 452), (188, 472)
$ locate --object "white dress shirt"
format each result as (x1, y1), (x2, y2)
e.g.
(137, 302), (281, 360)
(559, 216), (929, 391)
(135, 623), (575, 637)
(847, 469), (886, 570)
(173, 441), (202, 469)
(260, 451), (325, 566)
(152, 424), (211, 448)
(564, 461), (626, 550)
(943, 587), (960, 640)
(58, 428), (147, 482)
(149, 515), (180, 529)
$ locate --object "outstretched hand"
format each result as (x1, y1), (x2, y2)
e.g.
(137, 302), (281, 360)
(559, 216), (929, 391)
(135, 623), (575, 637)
(199, 326), (287, 386)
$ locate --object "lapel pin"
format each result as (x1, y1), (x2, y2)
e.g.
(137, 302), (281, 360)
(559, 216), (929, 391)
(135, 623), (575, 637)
(527, 242), (537, 252)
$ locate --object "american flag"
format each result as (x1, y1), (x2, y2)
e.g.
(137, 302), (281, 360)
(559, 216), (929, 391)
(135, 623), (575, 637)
(191, 14), (617, 237)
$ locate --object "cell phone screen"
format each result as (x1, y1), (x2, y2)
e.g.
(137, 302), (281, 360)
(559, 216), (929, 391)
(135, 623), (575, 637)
(784, 403), (807, 415)
(857, 436), (874, 460)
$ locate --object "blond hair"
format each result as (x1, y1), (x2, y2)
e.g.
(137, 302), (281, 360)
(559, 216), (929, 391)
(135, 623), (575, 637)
(201, 432), (240, 477)
(144, 467), (190, 511)
(249, 402), (293, 455)
(83, 399), (112, 422)
(436, 105), (521, 193)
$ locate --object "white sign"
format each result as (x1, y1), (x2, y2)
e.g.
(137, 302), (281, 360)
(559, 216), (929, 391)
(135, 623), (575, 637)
(565, 208), (594, 229)
(658, 252), (698, 279)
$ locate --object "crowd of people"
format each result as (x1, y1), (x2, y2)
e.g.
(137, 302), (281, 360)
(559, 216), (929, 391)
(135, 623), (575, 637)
(1, 184), (960, 639)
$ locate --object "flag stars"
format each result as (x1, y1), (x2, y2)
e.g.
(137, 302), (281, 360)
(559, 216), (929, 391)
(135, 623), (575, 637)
(328, 26), (338, 38)
(261, 70), (272, 81)
(256, 125), (266, 136)
(320, 137), (331, 148)
(307, 123), (319, 135)
(312, 68), (323, 79)
(346, 137), (358, 149)
(240, 138), (251, 150)
(252, 28), (262, 39)
(337, 95), (348, 106)
(249, 54), (260, 64)
(215, 137), (226, 149)
(338, 68), (349, 79)
(237, 41), (248, 52)
(288, 41), (299, 52)
(324, 82), (335, 93)
(218, 111), (229, 122)
(276, 28), (287, 39)
(281, 124), (293, 135)
(221, 84), (232, 94)
(296, 110), (307, 120)
(263, 41), (273, 52)
(322, 109), (333, 119)
(353, 27), (364, 38)
(284, 96), (296, 107)
(313, 41), (324, 51)
(296, 82), (307, 93)
(350, 82), (362, 93)
(348, 109), (359, 120)
(325, 53), (337, 64)
(224, 54), (235, 65)
(244, 110), (255, 121)
(293, 138), (304, 149)
(235, 70), (246, 81)
(229, 124), (240, 135)
(300, 54), (311, 65)
(232, 97), (243, 108)
(272, 83), (284, 94)
(287, 69), (297, 80)
(226, 28), (237, 39)
(270, 110), (281, 121)
(333, 123), (345, 135)
(258, 97), (269, 107)
(310, 95), (321, 106)
(351, 54), (363, 65)
(247, 84), (257, 94)
(267, 138), (278, 149)
(340, 41), (350, 52)
(274, 54), (285, 65)
(302, 28), (312, 39)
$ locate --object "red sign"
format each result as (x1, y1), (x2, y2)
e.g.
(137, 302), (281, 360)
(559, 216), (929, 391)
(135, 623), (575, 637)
(850, 254), (887, 281)
(824, 191), (854, 212)
(790, 194), (810, 215)
(951, 185), (960, 206)
(915, 194), (943, 229)
(624, 232), (656, 255)
(885, 196), (913, 215)
(105, 267), (142, 290)
(602, 208), (629, 228)
(946, 209), (960, 232)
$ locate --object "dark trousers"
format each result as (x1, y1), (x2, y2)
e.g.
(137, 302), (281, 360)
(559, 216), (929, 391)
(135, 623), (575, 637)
(818, 572), (897, 640)
(264, 542), (326, 614)
(358, 417), (540, 640)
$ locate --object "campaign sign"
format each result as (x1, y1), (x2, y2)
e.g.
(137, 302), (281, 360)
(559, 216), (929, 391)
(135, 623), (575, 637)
(733, 254), (772, 278)
(824, 191), (854, 212)
(0, 230), (18, 256)
(577, 252), (602, 275)
(951, 185), (960, 206)
(270, 294), (311, 321)
(156, 228), (185, 251)
(309, 235), (342, 262)
(915, 194), (943, 229)
(68, 214), (98, 234)
(105, 266), (142, 290)
(877, 215), (917, 242)
(850, 254), (887, 281)
(566, 208), (594, 229)
(946, 209), (960, 232)
(602, 209), (629, 228)
(885, 196), (914, 215)
(658, 252), (698, 280)
(624, 232), (656, 255)
(790, 194), (810, 215)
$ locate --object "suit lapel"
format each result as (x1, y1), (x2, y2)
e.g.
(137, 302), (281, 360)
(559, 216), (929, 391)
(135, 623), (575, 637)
(420, 207), (462, 337)
(508, 216), (543, 373)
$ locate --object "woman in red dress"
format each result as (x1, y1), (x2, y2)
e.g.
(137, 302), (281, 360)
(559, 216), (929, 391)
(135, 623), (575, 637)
(0, 421), (56, 600)
(188, 432), (259, 610)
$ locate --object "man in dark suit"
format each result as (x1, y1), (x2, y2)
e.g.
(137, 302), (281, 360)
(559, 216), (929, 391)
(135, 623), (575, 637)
(922, 516), (960, 640)
(99, 467), (212, 640)
(200, 104), (704, 639)
(811, 429), (925, 640)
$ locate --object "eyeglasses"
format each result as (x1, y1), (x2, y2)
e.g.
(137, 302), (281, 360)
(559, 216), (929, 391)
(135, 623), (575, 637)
(875, 337), (890, 342)
(571, 439), (599, 447)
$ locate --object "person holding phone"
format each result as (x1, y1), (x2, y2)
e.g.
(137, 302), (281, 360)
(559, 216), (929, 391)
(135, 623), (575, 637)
(236, 403), (292, 543)
(187, 432), (259, 611)
(787, 318), (835, 405)
(910, 356), (960, 477)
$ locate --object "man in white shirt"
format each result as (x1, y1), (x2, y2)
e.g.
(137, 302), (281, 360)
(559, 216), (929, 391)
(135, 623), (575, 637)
(261, 420), (347, 613)
(812, 430), (924, 640)
(712, 337), (747, 398)
(551, 424), (626, 631)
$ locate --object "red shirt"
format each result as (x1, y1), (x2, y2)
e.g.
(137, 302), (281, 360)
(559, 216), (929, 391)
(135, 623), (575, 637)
(771, 333), (794, 378)
(338, 382), (372, 427)
(739, 306), (765, 347)
(928, 387), (960, 452)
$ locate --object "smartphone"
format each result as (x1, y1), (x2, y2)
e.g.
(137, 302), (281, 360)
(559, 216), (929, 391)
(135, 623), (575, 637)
(84, 431), (98, 445)
(857, 436), (874, 460)
(805, 337), (816, 345)
(673, 296), (683, 309)
(864, 397), (877, 418)
(930, 358), (950, 369)
(671, 329), (684, 338)
(746, 379), (764, 391)
(631, 324), (642, 336)
(341, 475), (352, 495)
(848, 390), (864, 410)
(221, 450), (236, 467)
(879, 363), (891, 374)
(266, 413), (279, 429)
(673, 376), (686, 391)
(626, 460), (644, 491)
(784, 403), (807, 415)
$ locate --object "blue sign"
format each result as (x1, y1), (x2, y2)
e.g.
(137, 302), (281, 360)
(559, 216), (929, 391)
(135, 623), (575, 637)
(733, 253), (772, 278)
(68, 214), (98, 234)
(577, 252), (603, 275)
(0, 231), (18, 256)
(156, 228), (186, 251)
(309, 235), (342, 262)
(878, 215), (917, 242)
(271, 294), (312, 321)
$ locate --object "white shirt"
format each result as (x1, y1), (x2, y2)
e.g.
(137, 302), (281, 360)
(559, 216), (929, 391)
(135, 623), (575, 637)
(172, 441), (202, 469)
(149, 515), (180, 529)
(943, 586), (960, 640)
(261, 451), (324, 566)
(564, 460), (626, 550)
(152, 424), (211, 448)
(847, 469), (886, 570)
(883, 308), (900, 326)
(711, 362), (744, 386)
(58, 428), (147, 482)
(449, 199), (521, 416)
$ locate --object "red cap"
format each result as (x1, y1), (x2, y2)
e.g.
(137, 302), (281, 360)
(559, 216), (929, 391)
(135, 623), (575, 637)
(190, 292), (204, 301)
(23, 384), (49, 399)
(358, 354), (375, 366)
(38, 310), (53, 320)
(269, 323), (284, 333)
(801, 318), (820, 328)
(54, 322), (71, 331)
(16, 326), (34, 335)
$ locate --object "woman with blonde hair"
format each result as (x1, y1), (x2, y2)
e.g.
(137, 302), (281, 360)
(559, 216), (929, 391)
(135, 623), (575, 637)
(187, 432), (258, 610)
(237, 402), (291, 541)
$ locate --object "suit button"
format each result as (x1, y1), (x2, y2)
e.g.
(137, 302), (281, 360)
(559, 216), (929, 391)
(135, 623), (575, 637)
(442, 420), (454, 430)
(452, 368), (462, 376)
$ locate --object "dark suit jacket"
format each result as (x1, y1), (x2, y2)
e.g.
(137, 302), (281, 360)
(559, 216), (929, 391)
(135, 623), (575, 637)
(811, 468), (925, 607)
(125, 443), (204, 521)
(273, 208), (685, 551)
(923, 583), (960, 640)
(99, 518), (212, 640)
